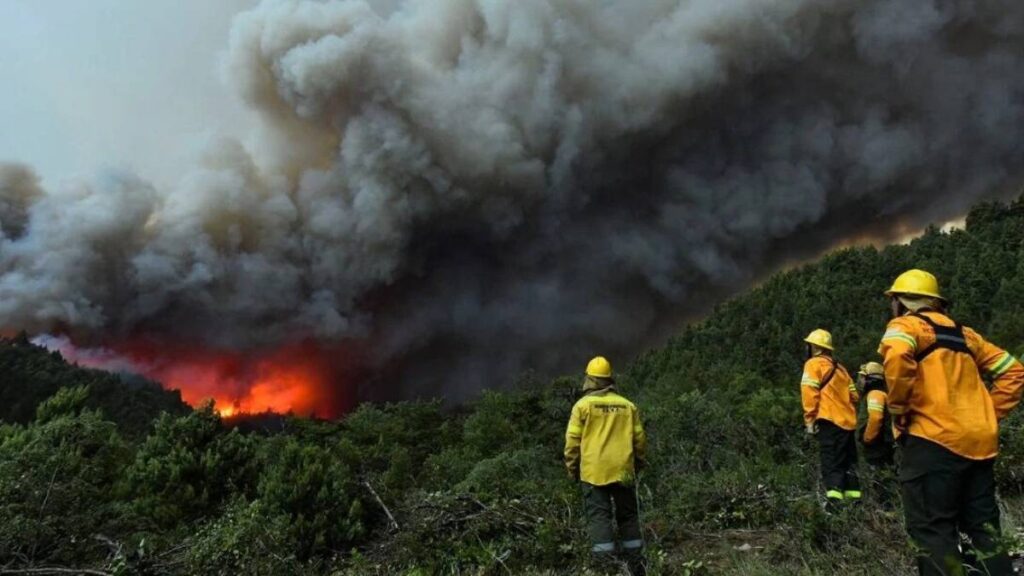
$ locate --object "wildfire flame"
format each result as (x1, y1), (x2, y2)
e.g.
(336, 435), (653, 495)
(35, 335), (356, 418)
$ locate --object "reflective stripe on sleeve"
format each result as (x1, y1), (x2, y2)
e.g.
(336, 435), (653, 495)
(801, 373), (820, 389)
(882, 330), (917, 350)
(990, 352), (1017, 376)
(867, 401), (885, 413)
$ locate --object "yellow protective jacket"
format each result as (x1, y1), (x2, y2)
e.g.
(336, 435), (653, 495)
(801, 356), (859, 430)
(564, 388), (646, 486)
(879, 311), (1024, 460)
(863, 389), (888, 444)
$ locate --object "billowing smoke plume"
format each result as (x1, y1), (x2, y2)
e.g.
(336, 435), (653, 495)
(1, 0), (1023, 404)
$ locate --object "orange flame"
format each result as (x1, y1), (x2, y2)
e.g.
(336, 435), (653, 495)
(38, 336), (358, 418)
(133, 341), (357, 418)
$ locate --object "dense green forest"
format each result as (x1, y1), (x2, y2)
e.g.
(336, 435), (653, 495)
(3, 199), (1024, 575)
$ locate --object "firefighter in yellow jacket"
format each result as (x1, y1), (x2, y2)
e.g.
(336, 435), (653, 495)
(880, 269), (1024, 576)
(565, 356), (647, 576)
(857, 362), (896, 506)
(801, 329), (861, 507)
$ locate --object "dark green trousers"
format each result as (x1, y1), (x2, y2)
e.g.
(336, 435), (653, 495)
(865, 460), (899, 508)
(862, 433), (897, 507)
(582, 482), (643, 567)
(901, 436), (1012, 576)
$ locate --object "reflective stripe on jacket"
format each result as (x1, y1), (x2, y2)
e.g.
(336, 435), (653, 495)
(879, 311), (1024, 460)
(564, 389), (646, 486)
(863, 389), (888, 444)
(800, 356), (858, 430)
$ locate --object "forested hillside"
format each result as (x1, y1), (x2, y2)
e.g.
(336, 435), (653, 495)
(0, 333), (189, 435)
(3, 199), (1024, 575)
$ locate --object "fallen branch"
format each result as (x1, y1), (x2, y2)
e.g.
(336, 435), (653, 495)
(0, 568), (113, 576)
(363, 480), (400, 531)
(38, 465), (61, 518)
(91, 534), (121, 558)
(476, 536), (512, 575)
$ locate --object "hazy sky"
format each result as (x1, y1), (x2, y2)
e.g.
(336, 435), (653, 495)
(0, 0), (258, 188)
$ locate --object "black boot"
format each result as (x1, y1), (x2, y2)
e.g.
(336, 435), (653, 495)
(824, 491), (844, 514)
(622, 549), (647, 576)
(590, 551), (621, 575)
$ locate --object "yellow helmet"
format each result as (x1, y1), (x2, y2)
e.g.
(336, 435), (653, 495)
(804, 329), (834, 351)
(885, 269), (946, 302)
(586, 356), (613, 378)
(859, 361), (884, 376)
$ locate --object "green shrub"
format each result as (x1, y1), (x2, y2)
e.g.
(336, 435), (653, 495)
(0, 386), (130, 565)
(996, 411), (1024, 496)
(257, 436), (365, 558)
(184, 499), (305, 576)
(122, 403), (261, 529)
(457, 446), (562, 500)
(463, 391), (552, 457)
(420, 445), (479, 489)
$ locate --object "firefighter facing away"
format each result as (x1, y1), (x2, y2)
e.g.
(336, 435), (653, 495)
(857, 361), (897, 507)
(564, 356), (648, 575)
(879, 269), (1024, 576)
(800, 329), (862, 506)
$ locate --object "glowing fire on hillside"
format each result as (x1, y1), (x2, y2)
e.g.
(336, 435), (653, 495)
(34, 336), (357, 418)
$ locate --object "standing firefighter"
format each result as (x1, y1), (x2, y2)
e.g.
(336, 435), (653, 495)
(880, 270), (1024, 576)
(564, 356), (648, 576)
(857, 361), (897, 507)
(801, 329), (861, 508)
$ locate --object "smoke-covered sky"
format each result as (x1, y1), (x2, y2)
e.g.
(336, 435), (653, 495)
(1, 0), (1023, 404)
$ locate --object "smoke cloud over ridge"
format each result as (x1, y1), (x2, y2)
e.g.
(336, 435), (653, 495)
(1, 0), (1022, 405)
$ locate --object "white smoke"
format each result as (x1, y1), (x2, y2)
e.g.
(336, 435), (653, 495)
(2, 0), (1023, 400)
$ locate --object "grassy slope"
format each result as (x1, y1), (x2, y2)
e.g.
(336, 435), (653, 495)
(617, 199), (1024, 574)
(343, 199), (1024, 575)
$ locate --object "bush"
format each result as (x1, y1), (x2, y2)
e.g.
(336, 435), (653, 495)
(122, 403), (261, 529)
(257, 436), (365, 558)
(457, 446), (563, 501)
(184, 499), (305, 576)
(0, 386), (130, 565)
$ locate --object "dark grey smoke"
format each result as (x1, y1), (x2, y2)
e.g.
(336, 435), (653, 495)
(1, 0), (1022, 401)
(0, 165), (41, 240)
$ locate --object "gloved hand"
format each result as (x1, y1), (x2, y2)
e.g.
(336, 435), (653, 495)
(567, 468), (580, 481)
(893, 413), (910, 434)
(805, 422), (819, 436)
